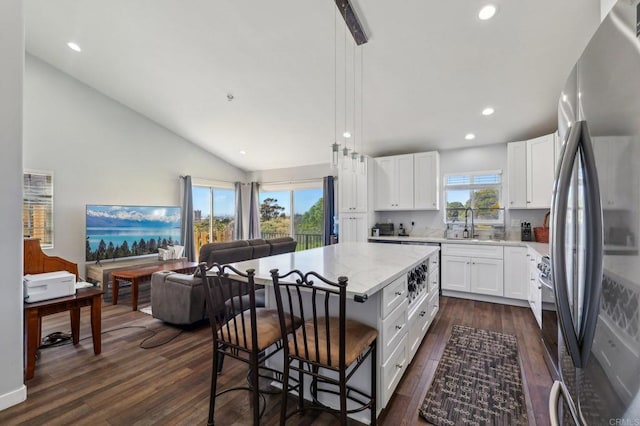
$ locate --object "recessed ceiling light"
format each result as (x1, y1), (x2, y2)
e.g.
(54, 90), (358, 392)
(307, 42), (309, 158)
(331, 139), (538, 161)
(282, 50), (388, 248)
(239, 150), (246, 155)
(67, 42), (82, 52)
(478, 5), (497, 20)
(343, 131), (351, 138)
(482, 107), (495, 116)
(465, 133), (476, 140)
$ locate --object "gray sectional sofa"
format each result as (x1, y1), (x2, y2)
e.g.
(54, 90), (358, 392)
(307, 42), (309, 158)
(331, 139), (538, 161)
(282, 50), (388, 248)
(150, 237), (297, 325)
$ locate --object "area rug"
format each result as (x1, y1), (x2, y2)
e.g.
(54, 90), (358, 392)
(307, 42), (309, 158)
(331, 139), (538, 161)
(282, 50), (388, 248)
(419, 325), (528, 425)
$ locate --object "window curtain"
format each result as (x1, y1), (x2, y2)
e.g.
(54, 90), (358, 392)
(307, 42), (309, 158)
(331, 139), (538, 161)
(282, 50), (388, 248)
(233, 182), (243, 240)
(323, 176), (335, 245)
(181, 175), (196, 261)
(248, 182), (260, 239)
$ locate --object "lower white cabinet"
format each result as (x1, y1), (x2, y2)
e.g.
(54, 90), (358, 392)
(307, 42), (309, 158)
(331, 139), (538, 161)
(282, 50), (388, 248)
(503, 246), (529, 300)
(441, 244), (504, 297)
(339, 213), (368, 242)
(381, 334), (407, 406)
(527, 247), (542, 328)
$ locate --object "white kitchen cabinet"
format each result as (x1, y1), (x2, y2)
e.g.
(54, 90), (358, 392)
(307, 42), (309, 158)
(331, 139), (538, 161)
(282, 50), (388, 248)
(374, 154), (414, 210)
(527, 247), (542, 328)
(414, 151), (440, 210)
(471, 258), (504, 296)
(441, 244), (504, 297)
(527, 134), (556, 208)
(339, 162), (368, 213)
(503, 246), (529, 300)
(441, 255), (471, 292)
(592, 136), (634, 210)
(507, 133), (556, 209)
(339, 213), (368, 243)
(507, 141), (528, 208)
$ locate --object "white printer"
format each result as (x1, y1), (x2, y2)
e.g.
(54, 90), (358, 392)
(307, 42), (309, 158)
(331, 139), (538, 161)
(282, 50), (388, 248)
(23, 271), (76, 303)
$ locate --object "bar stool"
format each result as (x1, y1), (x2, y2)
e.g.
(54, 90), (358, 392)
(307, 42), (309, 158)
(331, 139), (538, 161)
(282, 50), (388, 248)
(270, 268), (378, 425)
(199, 263), (301, 426)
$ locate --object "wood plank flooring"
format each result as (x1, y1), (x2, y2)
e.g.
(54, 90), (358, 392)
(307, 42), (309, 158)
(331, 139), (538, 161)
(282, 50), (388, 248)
(0, 294), (552, 425)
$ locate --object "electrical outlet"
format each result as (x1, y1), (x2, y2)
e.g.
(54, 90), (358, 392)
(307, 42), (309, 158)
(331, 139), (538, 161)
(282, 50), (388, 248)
(511, 219), (520, 227)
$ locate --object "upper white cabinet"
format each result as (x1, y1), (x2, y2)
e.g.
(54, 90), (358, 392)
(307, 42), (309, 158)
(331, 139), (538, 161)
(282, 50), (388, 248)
(374, 154), (414, 210)
(592, 136), (634, 210)
(507, 141), (528, 208)
(339, 161), (368, 213)
(374, 151), (440, 211)
(414, 151), (440, 210)
(507, 133), (556, 209)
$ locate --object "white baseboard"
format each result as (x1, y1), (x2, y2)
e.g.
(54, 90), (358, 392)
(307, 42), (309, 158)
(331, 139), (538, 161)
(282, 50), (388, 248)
(0, 385), (27, 411)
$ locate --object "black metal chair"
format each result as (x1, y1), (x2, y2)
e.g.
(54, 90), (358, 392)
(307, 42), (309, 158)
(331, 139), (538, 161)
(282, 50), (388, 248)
(270, 269), (378, 425)
(199, 263), (301, 426)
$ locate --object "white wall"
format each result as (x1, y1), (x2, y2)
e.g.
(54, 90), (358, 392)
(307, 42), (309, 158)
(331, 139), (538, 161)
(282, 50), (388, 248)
(601, 0), (616, 20)
(24, 55), (247, 268)
(373, 144), (548, 239)
(0, 0), (27, 411)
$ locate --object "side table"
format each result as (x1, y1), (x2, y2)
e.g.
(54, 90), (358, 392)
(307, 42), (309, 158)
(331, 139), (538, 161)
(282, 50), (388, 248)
(24, 287), (104, 380)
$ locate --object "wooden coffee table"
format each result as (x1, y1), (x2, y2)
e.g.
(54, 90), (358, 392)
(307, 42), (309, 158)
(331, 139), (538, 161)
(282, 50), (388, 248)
(111, 260), (199, 311)
(24, 287), (104, 380)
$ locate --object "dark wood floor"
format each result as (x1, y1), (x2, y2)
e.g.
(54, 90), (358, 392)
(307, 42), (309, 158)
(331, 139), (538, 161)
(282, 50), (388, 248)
(0, 291), (552, 425)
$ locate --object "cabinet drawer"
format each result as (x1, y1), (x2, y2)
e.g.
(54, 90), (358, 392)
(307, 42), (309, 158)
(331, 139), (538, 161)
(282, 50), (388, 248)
(442, 243), (503, 259)
(381, 302), (408, 362)
(427, 286), (439, 323)
(382, 275), (407, 318)
(428, 253), (440, 272)
(427, 269), (439, 294)
(381, 335), (407, 407)
(408, 294), (430, 360)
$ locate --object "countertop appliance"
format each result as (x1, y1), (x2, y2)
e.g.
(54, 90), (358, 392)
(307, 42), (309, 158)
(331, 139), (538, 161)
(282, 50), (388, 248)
(374, 223), (395, 236)
(551, 1), (640, 423)
(24, 271), (76, 303)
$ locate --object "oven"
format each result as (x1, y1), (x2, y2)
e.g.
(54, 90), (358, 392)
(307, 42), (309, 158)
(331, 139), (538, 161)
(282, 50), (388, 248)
(538, 255), (560, 379)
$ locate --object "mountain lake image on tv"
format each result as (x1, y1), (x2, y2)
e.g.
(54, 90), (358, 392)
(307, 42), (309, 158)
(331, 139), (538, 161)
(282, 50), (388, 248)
(86, 205), (181, 261)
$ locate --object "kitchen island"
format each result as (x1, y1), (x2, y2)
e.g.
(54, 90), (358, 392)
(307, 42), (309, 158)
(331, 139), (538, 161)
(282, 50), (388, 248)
(227, 242), (440, 424)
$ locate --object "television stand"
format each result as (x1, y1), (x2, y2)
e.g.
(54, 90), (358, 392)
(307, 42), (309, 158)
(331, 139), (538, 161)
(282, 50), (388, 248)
(85, 257), (181, 291)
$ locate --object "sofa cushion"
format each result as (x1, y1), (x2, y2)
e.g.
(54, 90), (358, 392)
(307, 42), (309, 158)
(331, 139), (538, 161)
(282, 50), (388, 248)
(268, 237), (297, 255)
(199, 240), (250, 264)
(247, 238), (270, 259)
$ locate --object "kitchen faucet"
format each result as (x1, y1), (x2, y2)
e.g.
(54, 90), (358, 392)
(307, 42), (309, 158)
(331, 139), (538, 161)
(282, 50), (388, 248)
(464, 207), (475, 239)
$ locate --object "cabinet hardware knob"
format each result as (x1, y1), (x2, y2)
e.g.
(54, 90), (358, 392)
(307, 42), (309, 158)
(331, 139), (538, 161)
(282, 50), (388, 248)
(510, 201), (514, 204)
(395, 291), (402, 296)
(527, 201), (531, 203)
(395, 324), (403, 330)
(538, 285), (542, 290)
(419, 311), (426, 317)
(395, 363), (403, 369)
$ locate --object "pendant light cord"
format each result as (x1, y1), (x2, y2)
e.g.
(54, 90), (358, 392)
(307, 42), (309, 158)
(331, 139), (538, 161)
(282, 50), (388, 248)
(334, 8), (337, 145)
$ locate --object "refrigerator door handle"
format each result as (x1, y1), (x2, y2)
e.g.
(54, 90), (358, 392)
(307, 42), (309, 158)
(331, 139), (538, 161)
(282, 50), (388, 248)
(576, 121), (603, 366)
(549, 380), (582, 426)
(551, 122), (583, 368)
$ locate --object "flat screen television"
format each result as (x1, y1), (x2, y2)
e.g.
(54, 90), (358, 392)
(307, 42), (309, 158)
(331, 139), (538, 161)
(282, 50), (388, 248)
(85, 205), (181, 261)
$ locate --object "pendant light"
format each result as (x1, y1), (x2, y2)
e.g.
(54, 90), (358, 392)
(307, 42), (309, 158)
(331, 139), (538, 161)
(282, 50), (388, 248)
(330, 9), (340, 169)
(341, 20), (351, 163)
(350, 43), (358, 171)
(358, 46), (366, 175)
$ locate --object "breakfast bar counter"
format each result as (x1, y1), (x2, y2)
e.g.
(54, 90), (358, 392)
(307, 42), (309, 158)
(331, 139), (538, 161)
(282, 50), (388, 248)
(227, 242), (441, 423)
(228, 241), (438, 300)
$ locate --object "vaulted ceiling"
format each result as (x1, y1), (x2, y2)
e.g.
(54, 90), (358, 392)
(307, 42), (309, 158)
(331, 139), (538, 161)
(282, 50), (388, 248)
(24, 0), (600, 171)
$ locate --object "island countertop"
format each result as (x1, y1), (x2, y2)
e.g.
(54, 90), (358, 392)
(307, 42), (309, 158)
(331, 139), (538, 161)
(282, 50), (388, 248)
(227, 242), (439, 300)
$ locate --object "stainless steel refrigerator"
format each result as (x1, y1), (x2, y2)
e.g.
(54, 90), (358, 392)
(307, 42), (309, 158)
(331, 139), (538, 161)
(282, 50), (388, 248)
(551, 0), (640, 424)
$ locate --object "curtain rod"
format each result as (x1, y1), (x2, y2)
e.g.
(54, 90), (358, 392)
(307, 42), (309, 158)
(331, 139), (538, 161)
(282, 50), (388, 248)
(180, 175), (337, 185)
(258, 176), (336, 185)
